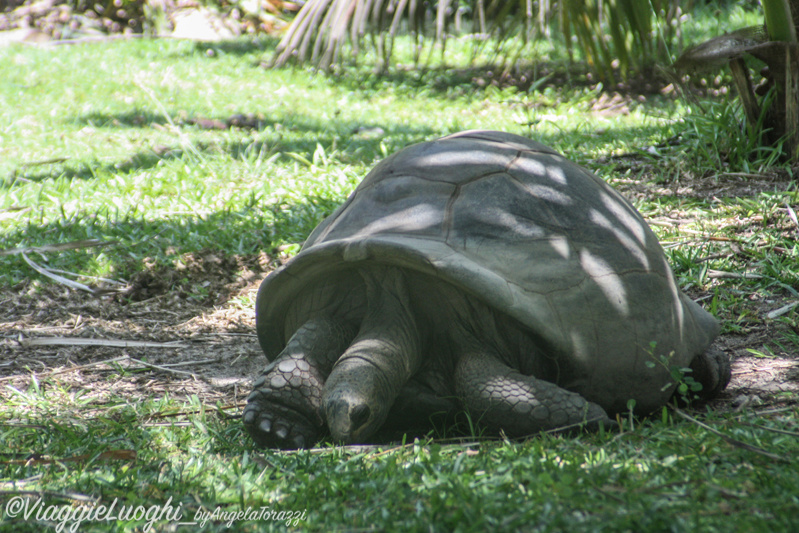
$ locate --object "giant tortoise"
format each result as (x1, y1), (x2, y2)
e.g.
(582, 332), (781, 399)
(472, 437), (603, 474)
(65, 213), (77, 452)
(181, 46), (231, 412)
(243, 130), (730, 449)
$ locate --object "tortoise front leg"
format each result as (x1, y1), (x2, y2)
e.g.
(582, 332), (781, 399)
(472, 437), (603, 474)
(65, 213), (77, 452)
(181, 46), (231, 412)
(455, 351), (613, 436)
(323, 267), (424, 444)
(243, 317), (356, 449)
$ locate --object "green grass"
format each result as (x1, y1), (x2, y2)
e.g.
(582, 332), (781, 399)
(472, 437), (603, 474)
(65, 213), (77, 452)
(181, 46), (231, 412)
(1, 36), (697, 287)
(2, 384), (799, 532)
(2, 5), (799, 530)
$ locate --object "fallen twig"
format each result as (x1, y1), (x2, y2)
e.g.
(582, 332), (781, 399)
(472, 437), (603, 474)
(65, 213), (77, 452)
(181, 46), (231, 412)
(766, 301), (799, 319)
(744, 424), (799, 438)
(707, 269), (764, 279)
(785, 201), (799, 232)
(671, 407), (788, 462)
(0, 356), (128, 381)
(0, 353), (214, 383)
(21, 251), (98, 293)
(0, 449), (136, 466)
(20, 337), (187, 349)
(1, 239), (121, 294)
(46, 268), (127, 286)
(0, 238), (115, 257)
(126, 357), (197, 377)
(711, 172), (771, 180)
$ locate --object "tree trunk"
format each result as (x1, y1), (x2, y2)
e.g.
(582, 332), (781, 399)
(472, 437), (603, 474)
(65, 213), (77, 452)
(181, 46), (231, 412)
(732, 1), (799, 160)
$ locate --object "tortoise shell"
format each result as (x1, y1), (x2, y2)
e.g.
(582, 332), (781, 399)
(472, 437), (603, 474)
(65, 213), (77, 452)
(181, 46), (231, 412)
(255, 130), (718, 415)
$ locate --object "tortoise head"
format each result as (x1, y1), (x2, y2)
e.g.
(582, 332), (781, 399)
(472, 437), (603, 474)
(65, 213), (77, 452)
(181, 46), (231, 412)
(322, 355), (396, 444)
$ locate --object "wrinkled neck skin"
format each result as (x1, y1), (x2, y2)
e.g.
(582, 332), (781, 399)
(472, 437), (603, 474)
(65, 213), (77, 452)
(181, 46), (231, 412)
(322, 267), (424, 443)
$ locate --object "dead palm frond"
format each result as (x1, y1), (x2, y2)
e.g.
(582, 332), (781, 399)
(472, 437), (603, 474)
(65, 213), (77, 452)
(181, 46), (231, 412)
(270, 0), (678, 83)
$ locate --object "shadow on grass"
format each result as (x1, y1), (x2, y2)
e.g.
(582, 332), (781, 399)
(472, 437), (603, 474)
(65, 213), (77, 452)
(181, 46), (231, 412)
(189, 35), (280, 58)
(5, 110), (440, 186)
(81, 110), (171, 128)
(0, 191), (341, 286)
(263, 58), (672, 101)
(3, 149), (186, 186)
(4, 111), (674, 188)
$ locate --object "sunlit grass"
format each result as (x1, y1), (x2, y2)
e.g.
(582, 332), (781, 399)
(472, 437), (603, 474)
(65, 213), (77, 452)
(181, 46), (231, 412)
(1, 36), (684, 287)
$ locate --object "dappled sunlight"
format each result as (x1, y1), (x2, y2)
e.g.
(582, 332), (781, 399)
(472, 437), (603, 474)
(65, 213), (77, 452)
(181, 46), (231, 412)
(344, 204), (443, 239)
(599, 190), (649, 246)
(548, 235), (571, 260)
(578, 249), (629, 317)
(588, 208), (650, 270)
(512, 182), (573, 206)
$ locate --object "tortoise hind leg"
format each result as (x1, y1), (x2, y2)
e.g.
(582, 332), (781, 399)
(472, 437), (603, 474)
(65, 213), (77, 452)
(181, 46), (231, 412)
(454, 351), (613, 436)
(243, 317), (356, 449)
(686, 345), (731, 401)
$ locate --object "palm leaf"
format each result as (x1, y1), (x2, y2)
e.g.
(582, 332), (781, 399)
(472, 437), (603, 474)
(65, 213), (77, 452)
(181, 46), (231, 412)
(270, 0), (675, 81)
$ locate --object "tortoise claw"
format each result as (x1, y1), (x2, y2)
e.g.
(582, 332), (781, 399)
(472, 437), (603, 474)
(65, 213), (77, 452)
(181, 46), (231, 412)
(243, 389), (321, 449)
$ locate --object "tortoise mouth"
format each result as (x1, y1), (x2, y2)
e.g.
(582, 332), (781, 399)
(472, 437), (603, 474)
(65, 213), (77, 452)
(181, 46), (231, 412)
(324, 395), (375, 443)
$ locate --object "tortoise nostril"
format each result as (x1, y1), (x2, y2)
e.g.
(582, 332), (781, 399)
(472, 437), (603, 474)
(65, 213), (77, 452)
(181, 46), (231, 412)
(349, 404), (371, 430)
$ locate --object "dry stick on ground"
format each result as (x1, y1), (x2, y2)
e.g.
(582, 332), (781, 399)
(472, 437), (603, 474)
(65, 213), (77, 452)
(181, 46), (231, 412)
(671, 407), (789, 462)
(0, 449), (137, 466)
(20, 252), (101, 294)
(767, 301), (799, 318)
(19, 337), (187, 349)
(0, 356), (128, 382)
(0, 239), (121, 294)
(744, 423), (799, 437)
(125, 358), (197, 377)
(0, 353), (216, 382)
(0, 239), (115, 257)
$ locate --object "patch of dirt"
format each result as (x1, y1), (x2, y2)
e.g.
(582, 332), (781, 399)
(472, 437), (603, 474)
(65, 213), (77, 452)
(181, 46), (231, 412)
(0, 251), (281, 411)
(711, 326), (799, 412)
(606, 157), (797, 201)
(1, 248), (797, 424)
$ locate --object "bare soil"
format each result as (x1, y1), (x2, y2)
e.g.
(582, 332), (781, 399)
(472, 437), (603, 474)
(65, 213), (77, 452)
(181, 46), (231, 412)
(0, 251), (274, 411)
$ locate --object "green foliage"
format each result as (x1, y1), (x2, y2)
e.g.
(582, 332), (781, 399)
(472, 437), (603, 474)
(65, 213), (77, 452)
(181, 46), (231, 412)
(0, 36), (672, 286)
(559, 0), (672, 83)
(762, 0), (798, 42)
(644, 347), (704, 404)
(679, 96), (786, 172)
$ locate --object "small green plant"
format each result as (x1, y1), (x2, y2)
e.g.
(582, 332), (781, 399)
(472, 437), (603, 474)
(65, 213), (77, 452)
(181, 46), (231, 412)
(645, 344), (705, 405)
(679, 97), (787, 173)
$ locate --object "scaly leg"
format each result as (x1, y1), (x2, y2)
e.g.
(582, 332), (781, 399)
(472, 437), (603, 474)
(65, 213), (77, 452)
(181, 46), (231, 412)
(455, 351), (613, 436)
(243, 317), (356, 449)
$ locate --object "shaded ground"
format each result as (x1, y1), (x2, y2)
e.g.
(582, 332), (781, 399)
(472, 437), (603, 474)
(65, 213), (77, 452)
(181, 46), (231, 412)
(1, 232), (797, 427)
(0, 251), (273, 411)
